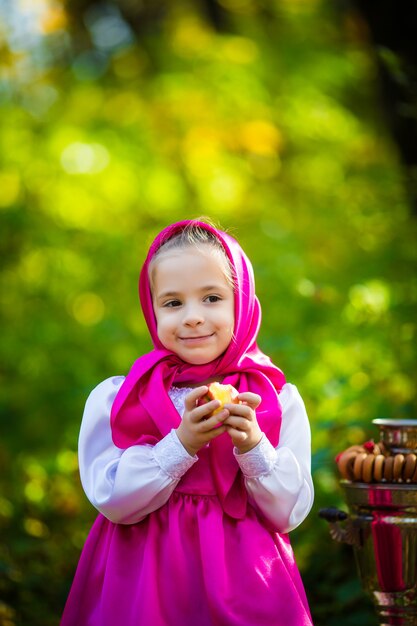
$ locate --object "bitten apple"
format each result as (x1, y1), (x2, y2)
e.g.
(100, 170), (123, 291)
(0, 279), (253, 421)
(198, 382), (239, 416)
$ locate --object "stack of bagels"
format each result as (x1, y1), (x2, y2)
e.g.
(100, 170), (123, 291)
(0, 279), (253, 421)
(336, 440), (417, 483)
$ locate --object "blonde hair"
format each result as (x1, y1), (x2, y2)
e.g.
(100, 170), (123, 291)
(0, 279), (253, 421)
(148, 220), (235, 291)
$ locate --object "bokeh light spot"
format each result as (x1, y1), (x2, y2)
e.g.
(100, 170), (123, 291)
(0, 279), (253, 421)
(240, 120), (283, 155)
(350, 371), (370, 391)
(0, 170), (21, 207)
(297, 278), (316, 297)
(56, 450), (78, 473)
(61, 142), (110, 174)
(24, 517), (49, 538)
(345, 280), (391, 323)
(24, 481), (45, 503)
(71, 292), (105, 326)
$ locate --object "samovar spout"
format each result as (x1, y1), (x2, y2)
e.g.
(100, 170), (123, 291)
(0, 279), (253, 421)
(319, 507), (363, 548)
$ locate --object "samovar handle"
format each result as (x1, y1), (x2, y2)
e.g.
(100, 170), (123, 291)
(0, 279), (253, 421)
(319, 507), (363, 547)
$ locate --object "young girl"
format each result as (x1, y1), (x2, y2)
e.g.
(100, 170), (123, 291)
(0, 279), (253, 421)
(61, 219), (314, 626)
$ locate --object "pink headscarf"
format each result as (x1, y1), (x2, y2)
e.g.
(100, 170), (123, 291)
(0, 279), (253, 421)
(111, 220), (286, 518)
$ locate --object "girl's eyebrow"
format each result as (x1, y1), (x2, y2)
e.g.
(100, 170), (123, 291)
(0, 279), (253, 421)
(200, 284), (227, 292)
(159, 283), (227, 296)
(158, 290), (179, 298)
(155, 290), (180, 302)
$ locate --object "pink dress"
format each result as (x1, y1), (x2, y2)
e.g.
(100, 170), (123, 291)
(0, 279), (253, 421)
(61, 380), (313, 626)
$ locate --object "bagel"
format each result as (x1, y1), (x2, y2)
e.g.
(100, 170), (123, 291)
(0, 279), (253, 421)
(349, 445), (366, 454)
(373, 454), (385, 482)
(362, 454), (375, 483)
(337, 450), (358, 481)
(403, 454), (417, 482)
(335, 442), (417, 484)
(411, 460), (417, 483)
(384, 456), (394, 482)
(393, 454), (405, 482)
(353, 452), (368, 481)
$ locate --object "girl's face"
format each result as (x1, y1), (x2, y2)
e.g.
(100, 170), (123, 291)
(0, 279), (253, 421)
(152, 247), (235, 365)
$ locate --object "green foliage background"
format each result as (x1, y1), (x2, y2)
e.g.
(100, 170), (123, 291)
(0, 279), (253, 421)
(1, 1), (416, 625)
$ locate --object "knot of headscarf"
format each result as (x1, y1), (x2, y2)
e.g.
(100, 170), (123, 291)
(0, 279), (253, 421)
(110, 220), (286, 519)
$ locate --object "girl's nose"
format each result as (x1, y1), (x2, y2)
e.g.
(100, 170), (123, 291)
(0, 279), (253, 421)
(182, 305), (204, 326)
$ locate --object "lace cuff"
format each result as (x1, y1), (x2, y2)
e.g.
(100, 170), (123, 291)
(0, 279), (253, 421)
(152, 429), (198, 480)
(234, 434), (278, 478)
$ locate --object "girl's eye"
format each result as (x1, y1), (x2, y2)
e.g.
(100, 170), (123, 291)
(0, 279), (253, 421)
(164, 300), (182, 308)
(205, 295), (221, 303)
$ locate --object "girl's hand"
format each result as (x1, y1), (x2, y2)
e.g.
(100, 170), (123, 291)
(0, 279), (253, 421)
(176, 386), (229, 456)
(224, 392), (263, 454)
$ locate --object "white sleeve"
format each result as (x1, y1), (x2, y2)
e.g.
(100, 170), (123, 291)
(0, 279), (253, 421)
(78, 377), (197, 525)
(234, 383), (314, 533)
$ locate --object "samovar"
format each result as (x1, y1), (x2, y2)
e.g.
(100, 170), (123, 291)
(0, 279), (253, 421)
(320, 419), (417, 626)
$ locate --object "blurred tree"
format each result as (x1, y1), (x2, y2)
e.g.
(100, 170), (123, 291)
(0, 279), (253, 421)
(62, 0), (417, 211)
(347, 0), (417, 213)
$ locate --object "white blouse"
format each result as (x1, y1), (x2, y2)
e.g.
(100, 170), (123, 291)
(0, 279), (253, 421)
(79, 377), (314, 533)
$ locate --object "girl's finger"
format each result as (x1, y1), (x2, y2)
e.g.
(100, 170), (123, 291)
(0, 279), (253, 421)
(205, 424), (228, 440)
(223, 403), (253, 418)
(184, 386), (209, 411)
(198, 409), (229, 431)
(191, 399), (223, 422)
(226, 427), (249, 443)
(236, 392), (262, 409)
(224, 416), (250, 431)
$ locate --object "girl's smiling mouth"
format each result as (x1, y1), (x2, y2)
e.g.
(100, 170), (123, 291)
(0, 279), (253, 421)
(179, 334), (214, 343)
